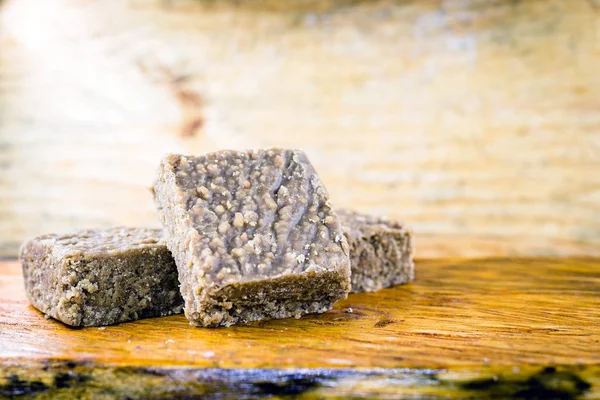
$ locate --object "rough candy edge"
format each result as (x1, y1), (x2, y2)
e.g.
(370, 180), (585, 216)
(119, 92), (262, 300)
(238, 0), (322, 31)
(19, 238), (82, 327)
(191, 269), (350, 327)
(152, 154), (200, 324)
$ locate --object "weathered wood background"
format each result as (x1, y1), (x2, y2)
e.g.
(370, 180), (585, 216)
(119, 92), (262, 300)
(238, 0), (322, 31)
(1, 0), (599, 258)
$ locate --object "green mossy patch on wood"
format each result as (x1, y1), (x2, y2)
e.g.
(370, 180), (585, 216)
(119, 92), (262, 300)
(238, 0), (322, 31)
(458, 366), (591, 400)
(0, 361), (596, 399)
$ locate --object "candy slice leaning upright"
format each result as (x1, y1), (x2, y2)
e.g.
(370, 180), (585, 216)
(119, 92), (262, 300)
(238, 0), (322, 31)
(152, 148), (351, 327)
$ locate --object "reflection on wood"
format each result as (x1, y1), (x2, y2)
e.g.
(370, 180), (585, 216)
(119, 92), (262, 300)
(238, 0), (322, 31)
(1, 258), (598, 368)
(1, 0), (599, 257)
(1, 257), (599, 397)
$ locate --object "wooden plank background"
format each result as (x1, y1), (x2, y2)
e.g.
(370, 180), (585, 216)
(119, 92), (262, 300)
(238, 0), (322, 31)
(1, 0), (599, 258)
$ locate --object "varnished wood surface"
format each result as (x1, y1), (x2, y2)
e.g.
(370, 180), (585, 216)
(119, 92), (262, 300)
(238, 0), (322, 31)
(1, 0), (600, 258)
(1, 257), (599, 398)
(1, 258), (598, 368)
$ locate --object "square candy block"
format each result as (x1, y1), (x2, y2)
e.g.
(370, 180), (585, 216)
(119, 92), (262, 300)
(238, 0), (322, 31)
(152, 148), (351, 327)
(19, 228), (182, 327)
(339, 209), (414, 293)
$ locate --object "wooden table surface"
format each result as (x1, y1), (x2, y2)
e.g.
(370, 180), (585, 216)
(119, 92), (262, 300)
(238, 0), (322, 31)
(1, 257), (599, 398)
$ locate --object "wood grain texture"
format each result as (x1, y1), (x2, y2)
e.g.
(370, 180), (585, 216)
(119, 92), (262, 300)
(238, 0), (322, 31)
(1, 258), (599, 369)
(1, 0), (600, 258)
(1, 257), (599, 398)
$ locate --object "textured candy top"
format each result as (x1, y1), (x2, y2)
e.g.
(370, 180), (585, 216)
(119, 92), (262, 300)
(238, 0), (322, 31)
(337, 209), (409, 238)
(155, 148), (350, 287)
(20, 227), (166, 261)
